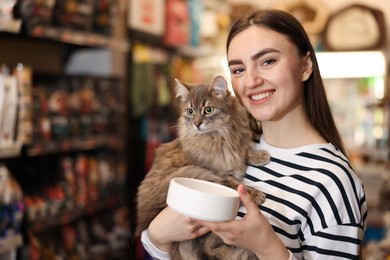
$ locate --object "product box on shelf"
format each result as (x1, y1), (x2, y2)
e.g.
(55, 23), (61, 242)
(0, 164), (25, 255)
(0, 74), (18, 148)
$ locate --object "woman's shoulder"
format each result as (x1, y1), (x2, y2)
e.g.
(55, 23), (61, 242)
(256, 140), (357, 181)
(266, 142), (363, 202)
(245, 141), (367, 247)
(248, 141), (366, 225)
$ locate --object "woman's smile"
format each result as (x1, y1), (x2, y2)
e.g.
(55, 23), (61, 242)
(249, 90), (275, 101)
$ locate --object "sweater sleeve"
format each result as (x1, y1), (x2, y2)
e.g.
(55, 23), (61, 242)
(141, 230), (171, 260)
(141, 228), (297, 260)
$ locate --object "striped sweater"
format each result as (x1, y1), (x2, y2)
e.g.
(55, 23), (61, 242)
(141, 138), (367, 259)
(239, 137), (367, 259)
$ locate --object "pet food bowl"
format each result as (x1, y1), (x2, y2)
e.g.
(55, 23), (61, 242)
(166, 177), (240, 222)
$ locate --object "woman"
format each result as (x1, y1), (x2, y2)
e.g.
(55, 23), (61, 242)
(141, 9), (367, 259)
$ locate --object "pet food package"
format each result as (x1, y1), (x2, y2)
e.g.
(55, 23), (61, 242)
(0, 74), (18, 147)
(0, 164), (23, 205)
(93, 0), (116, 36)
(0, 76), (4, 133)
(18, 0), (56, 30)
(52, 0), (95, 31)
(0, 165), (24, 257)
(163, 0), (190, 47)
(15, 63), (33, 145)
(0, 0), (21, 33)
(187, 0), (202, 46)
(128, 0), (165, 36)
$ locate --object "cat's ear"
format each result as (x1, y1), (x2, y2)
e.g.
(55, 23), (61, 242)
(175, 79), (190, 102)
(209, 75), (228, 99)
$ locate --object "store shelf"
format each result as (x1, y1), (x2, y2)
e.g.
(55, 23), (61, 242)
(1, 1), (131, 257)
(28, 196), (122, 233)
(0, 233), (23, 254)
(27, 135), (124, 157)
(29, 25), (130, 52)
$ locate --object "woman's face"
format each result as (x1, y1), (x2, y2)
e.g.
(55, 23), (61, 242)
(227, 26), (312, 122)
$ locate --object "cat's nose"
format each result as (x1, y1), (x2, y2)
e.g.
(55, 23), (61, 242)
(194, 120), (202, 129)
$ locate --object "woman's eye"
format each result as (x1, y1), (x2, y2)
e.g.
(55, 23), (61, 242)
(186, 108), (194, 116)
(263, 59), (276, 66)
(204, 106), (214, 115)
(231, 67), (244, 75)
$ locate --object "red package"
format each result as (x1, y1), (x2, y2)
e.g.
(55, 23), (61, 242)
(163, 0), (189, 47)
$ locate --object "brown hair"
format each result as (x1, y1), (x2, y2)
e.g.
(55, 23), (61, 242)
(227, 9), (347, 156)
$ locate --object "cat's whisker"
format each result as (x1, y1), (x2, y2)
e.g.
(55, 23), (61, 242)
(169, 125), (180, 130)
(160, 125), (180, 133)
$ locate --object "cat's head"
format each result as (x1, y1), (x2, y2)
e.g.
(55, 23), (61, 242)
(175, 75), (240, 138)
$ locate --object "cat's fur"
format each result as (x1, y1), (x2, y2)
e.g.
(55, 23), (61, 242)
(136, 75), (269, 260)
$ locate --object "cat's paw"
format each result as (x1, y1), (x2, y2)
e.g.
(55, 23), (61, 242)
(246, 186), (266, 205)
(248, 150), (270, 166)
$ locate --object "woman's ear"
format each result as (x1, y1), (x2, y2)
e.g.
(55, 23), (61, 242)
(302, 51), (313, 82)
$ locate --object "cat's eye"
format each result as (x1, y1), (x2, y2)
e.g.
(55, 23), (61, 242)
(186, 108), (194, 116)
(204, 106), (214, 115)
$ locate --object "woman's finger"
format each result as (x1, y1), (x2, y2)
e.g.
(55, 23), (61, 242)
(196, 226), (211, 236)
(237, 184), (261, 215)
(194, 217), (233, 233)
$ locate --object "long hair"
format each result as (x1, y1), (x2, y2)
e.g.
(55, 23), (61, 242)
(226, 9), (347, 156)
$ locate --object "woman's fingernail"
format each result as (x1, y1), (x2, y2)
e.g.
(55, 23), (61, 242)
(239, 185), (247, 195)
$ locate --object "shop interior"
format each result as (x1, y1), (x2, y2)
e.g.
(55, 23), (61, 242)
(0, 0), (389, 259)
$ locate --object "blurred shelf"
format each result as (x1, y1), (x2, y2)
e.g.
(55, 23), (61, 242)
(27, 135), (124, 156)
(1, 25), (130, 52)
(0, 233), (23, 254)
(28, 196), (122, 233)
(29, 25), (130, 52)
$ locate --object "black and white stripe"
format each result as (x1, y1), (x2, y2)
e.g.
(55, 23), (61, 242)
(239, 138), (367, 259)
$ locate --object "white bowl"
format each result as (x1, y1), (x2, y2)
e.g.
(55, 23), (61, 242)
(166, 177), (240, 222)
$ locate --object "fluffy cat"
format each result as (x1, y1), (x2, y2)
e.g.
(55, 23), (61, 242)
(136, 75), (269, 259)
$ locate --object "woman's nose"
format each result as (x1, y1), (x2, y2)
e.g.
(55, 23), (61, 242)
(245, 69), (263, 88)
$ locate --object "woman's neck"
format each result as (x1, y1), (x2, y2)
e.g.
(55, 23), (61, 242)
(261, 111), (326, 148)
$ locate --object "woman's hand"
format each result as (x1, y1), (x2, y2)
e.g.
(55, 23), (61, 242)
(195, 184), (290, 260)
(147, 206), (210, 252)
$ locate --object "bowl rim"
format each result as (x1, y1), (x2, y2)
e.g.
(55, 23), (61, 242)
(167, 177), (240, 221)
(170, 177), (239, 198)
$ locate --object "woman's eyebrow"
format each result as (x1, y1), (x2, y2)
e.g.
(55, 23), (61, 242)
(251, 48), (280, 61)
(228, 48), (280, 67)
(228, 59), (242, 66)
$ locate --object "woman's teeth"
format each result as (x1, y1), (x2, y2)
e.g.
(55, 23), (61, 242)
(251, 91), (274, 101)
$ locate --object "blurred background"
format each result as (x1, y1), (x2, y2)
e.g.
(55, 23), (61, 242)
(0, 0), (389, 259)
